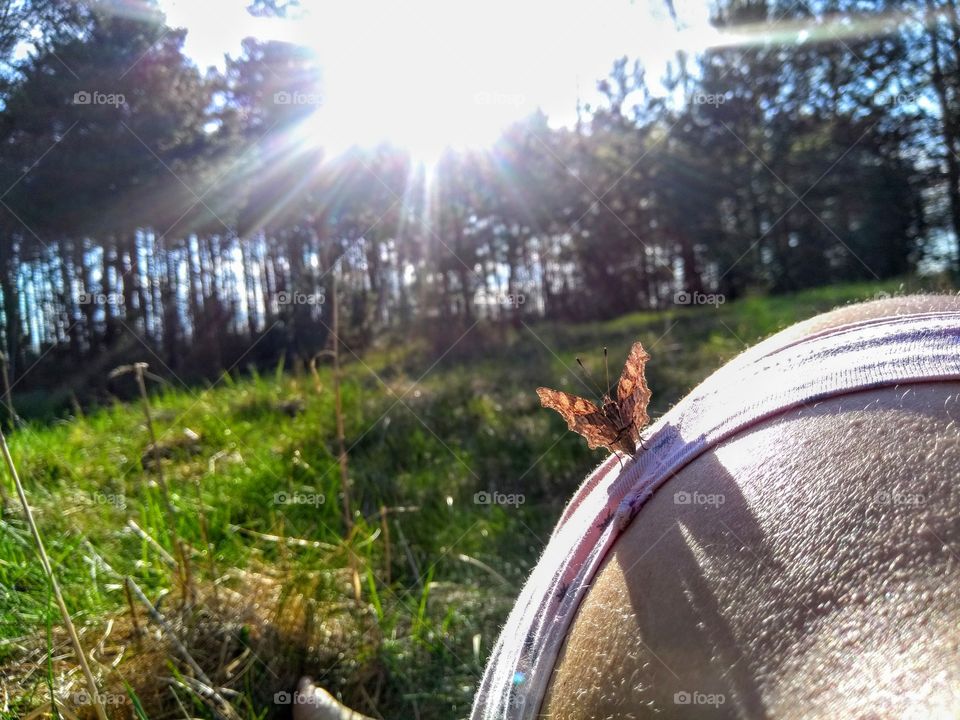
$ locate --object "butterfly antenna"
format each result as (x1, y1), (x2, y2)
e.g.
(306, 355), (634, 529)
(604, 347), (610, 395)
(576, 356), (605, 397)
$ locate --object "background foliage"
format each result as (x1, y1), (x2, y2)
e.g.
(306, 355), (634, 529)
(0, 0), (957, 416)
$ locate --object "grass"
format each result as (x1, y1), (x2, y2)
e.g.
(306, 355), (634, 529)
(0, 277), (953, 719)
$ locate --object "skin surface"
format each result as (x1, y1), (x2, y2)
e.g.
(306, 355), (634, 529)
(540, 295), (960, 719)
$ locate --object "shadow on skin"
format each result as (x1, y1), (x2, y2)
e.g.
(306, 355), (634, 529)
(622, 452), (774, 719)
(547, 449), (771, 719)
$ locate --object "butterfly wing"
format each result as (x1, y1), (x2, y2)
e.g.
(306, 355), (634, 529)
(536, 387), (601, 422)
(536, 387), (620, 451)
(616, 341), (652, 438)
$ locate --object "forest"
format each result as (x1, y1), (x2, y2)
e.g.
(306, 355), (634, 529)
(0, 0), (956, 413)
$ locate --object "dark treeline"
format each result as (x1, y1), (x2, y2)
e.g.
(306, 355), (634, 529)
(1, 0), (958, 409)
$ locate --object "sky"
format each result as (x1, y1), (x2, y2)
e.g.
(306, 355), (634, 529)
(156, 0), (714, 160)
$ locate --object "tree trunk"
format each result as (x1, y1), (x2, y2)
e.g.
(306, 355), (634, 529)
(928, 0), (960, 272)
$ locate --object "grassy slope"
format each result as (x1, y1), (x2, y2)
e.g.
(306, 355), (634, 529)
(0, 278), (950, 719)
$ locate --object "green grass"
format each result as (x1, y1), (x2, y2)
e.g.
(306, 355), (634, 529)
(0, 277), (951, 719)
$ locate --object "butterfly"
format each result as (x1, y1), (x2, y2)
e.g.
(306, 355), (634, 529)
(537, 342), (652, 457)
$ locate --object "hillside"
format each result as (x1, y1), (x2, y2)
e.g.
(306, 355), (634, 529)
(0, 278), (951, 719)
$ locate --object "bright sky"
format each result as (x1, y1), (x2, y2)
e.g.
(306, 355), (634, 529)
(157, 0), (715, 161)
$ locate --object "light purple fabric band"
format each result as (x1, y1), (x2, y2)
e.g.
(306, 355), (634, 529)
(471, 311), (960, 720)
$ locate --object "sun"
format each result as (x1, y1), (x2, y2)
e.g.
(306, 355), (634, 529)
(159, 0), (550, 165)
(159, 0), (711, 166)
(285, 2), (533, 166)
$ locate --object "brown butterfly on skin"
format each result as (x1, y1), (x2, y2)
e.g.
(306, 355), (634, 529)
(537, 342), (652, 458)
